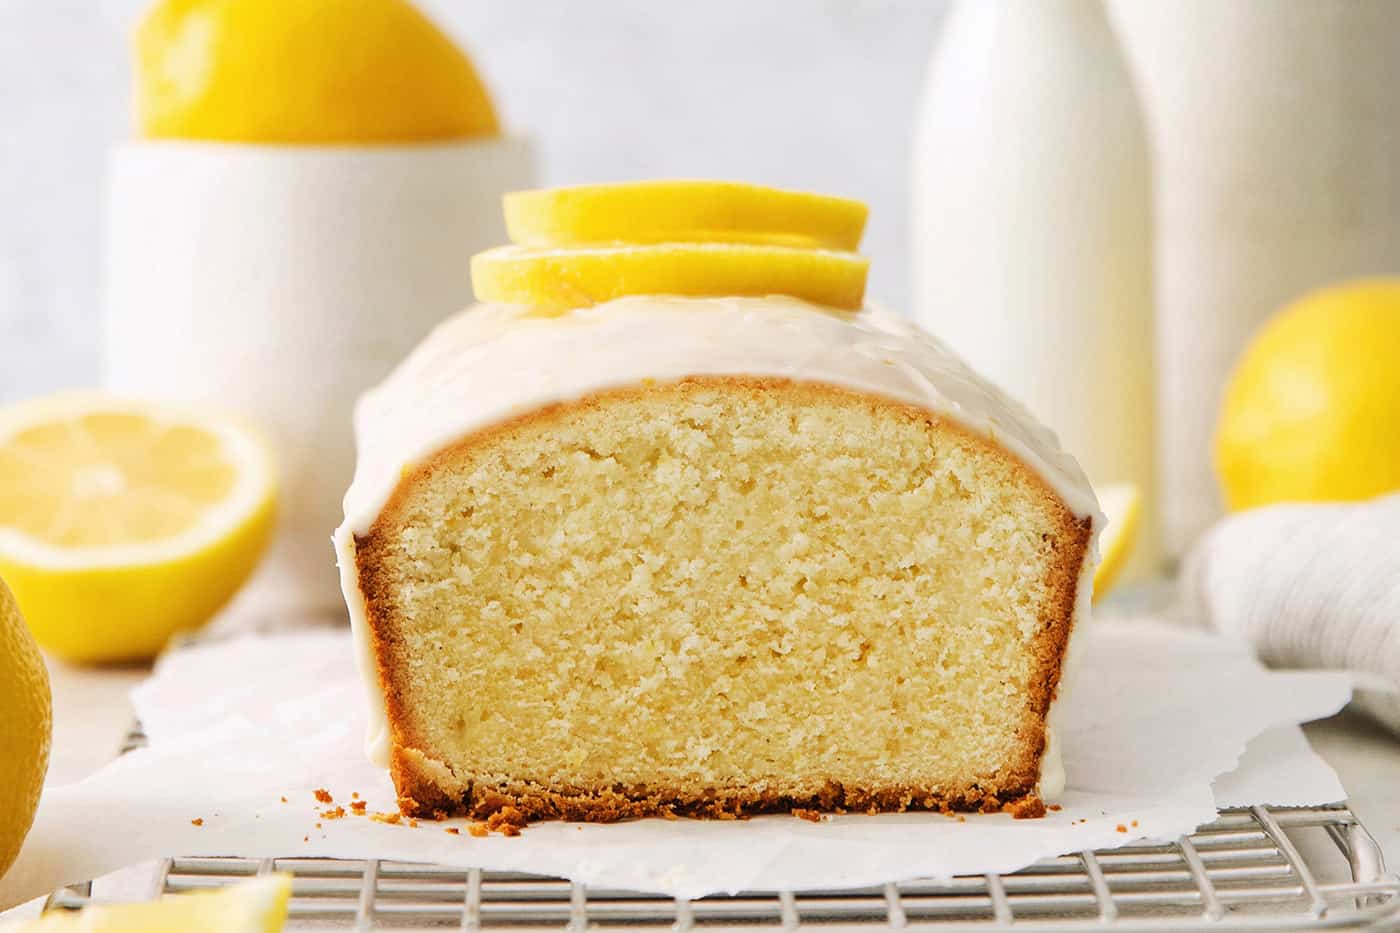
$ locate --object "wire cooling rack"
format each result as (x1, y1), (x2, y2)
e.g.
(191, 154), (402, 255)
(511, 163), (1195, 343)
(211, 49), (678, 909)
(39, 728), (1400, 930)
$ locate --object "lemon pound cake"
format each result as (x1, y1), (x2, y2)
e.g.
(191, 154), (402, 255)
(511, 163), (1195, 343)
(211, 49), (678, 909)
(335, 182), (1100, 823)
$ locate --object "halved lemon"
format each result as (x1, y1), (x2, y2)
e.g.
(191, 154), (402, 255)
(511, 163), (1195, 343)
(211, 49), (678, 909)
(504, 181), (869, 250)
(13, 874), (291, 931)
(0, 394), (277, 663)
(472, 242), (869, 312)
(1091, 482), (1142, 602)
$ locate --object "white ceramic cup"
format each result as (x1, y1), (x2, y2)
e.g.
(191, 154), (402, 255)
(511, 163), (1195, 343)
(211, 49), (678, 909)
(102, 138), (536, 620)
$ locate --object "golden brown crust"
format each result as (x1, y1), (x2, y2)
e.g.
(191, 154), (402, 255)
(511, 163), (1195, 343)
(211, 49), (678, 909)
(355, 376), (1093, 823)
(392, 767), (1045, 823)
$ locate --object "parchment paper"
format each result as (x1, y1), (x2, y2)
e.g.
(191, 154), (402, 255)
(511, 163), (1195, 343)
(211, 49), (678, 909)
(0, 621), (1350, 907)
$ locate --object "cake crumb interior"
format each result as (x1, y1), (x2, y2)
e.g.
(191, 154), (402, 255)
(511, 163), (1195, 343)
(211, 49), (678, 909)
(359, 379), (1079, 811)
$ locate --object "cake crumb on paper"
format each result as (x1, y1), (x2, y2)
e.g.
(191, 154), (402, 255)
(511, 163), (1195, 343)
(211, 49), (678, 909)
(1116, 824), (1128, 833)
(1048, 804), (1062, 812)
(350, 800), (367, 815)
(370, 811), (402, 825)
(793, 809), (822, 823)
(446, 827), (461, 835)
(314, 789), (333, 804)
(1007, 796), (1047, 820)
(279, 796), (288, 804)
(486, 806), (526, 836)
(467, 822), (489, 838)
(190, 818), (203, 827)
(321, 806), (346, 820)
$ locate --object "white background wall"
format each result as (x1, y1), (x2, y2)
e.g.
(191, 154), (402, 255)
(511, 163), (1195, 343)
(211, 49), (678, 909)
(0, 0), (951, 401)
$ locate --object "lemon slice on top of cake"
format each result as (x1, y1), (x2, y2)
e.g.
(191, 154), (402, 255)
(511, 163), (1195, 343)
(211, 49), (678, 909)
(503, 180), (868, 248)
(334, 181), (1101, 823)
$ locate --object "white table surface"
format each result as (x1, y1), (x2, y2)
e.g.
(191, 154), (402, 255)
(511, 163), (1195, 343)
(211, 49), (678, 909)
(3, 629), (1399, 923)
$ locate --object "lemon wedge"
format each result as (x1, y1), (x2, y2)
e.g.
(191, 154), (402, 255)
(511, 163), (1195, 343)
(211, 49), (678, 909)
(135, 0), (498, 143)
(504, 181), (869, 250)
(472, 243), (869, 312)
(0, 394), (277, 663)
(10, 874), (291, 932)
(1092, 482), (1141, 602)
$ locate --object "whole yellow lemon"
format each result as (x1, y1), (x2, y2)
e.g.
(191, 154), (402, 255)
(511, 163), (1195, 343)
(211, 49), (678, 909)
(1216, 279), (1400, 511)
(0, 575), (51, 879)
(135, 0), (499, 144)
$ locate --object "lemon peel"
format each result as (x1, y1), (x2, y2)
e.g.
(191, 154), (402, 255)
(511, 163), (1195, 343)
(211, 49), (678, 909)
(135, 0), (498, 143)
(1216, 279), (1400, 510)
(472, 242), (869, 312)
(1092, 482), (1141, 602)
(504, 180), (868, 250)
(0, 575), (50, 880)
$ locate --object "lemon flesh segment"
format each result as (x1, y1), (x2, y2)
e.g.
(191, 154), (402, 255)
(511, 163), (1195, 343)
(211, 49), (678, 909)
(1091, 482), (1141, 602)
(473, 243), (870, 312)
(0, 576), (51, 880)
(135, 0), (498, 143)
(0, 394), (277, 663)
(504, 181), (869, 251)
(15, 874), (291, 932)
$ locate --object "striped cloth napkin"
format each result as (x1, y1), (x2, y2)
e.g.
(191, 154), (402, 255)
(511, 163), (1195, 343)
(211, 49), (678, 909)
(1178, 492), (1400, 737)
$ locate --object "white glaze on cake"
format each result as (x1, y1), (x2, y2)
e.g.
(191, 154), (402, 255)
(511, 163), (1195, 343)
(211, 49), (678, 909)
(334, 295), (1101, 797)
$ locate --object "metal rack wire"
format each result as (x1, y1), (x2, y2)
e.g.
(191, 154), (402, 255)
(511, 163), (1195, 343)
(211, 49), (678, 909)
(42, 728), (1400, 930)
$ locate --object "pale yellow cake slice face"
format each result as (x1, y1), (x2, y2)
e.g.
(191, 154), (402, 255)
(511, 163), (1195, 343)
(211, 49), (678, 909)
(352, 378), (1089, 821)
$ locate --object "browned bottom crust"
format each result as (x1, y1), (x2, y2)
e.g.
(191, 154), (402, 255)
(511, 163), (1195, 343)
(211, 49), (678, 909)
(391, 745), (1048, 823)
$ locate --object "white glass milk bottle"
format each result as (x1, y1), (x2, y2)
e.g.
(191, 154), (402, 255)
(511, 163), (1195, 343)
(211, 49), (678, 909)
(912, 0), (1158, 581)
(1108, 1), (1400, 558)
